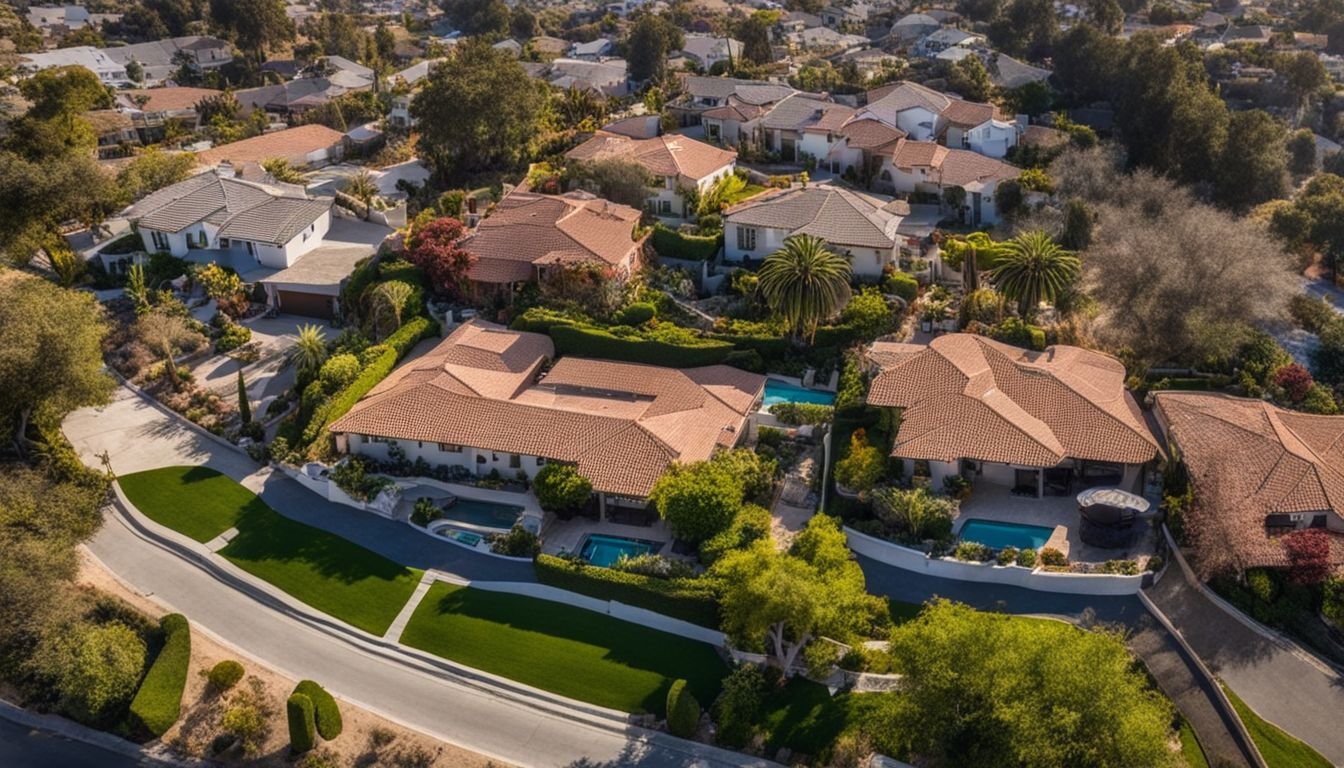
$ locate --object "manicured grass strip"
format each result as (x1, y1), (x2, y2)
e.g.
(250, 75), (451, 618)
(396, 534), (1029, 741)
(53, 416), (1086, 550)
(1179, 719), (1210, 768)
(121, 465), (420, 636)
(759, 679), (891, 756)
(219, 502), (421, 636)
(129, 613), (191, 737)
(400, 583), (727, 715)
(1222, 684), (1332, 768)
(119, 466), (259, 543)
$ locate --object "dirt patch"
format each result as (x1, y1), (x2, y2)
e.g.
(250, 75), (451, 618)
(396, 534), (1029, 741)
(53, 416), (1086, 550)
(77, 551), (505, 768)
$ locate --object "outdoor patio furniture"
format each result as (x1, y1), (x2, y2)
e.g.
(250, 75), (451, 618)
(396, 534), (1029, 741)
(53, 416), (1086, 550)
(1076, 487), (1150, 548)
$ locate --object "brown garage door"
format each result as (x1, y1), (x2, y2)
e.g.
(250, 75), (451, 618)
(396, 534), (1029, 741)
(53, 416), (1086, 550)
(276, 290), (334, 320)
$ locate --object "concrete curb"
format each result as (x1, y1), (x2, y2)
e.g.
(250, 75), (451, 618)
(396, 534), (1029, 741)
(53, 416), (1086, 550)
(1137, 589), (1267, 768)
(0, 698), (183, 767)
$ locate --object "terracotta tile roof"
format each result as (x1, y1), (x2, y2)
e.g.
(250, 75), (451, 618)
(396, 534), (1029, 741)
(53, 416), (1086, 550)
(123, 87), (221, 113)
(890, 138), (948, 168)
(1154, 392), (1344, 572)
(941, 98), (995, 127)
(566, 133), (736, 184)
(889, 138), (1018, 188)
(867, 334), (1159, 467)
(329, 320), (765, 496)
(461, 190), (645, 284)
(838, 117), (906, 149)
(195, 124), (346, 169)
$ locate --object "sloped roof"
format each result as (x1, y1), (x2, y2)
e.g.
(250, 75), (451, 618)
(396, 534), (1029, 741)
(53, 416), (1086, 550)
(941, 98), (995, 127)
(195, 124), (346, 169)
(125, 173), (328, 245)
(889, 138), (1018, 188)
(460, 190), (644, 284)
(567, 133), (736, 183)
(725, 185), (899, 249)
(867, 334), (1160, 467)
(1155, 392), (1344, 572)
(121, 87), (221, 113)
(329, 320), (765, 496)
(865, 80), (952, 115)
(839, 117), (906, 149)
(761, 93), (852, 131)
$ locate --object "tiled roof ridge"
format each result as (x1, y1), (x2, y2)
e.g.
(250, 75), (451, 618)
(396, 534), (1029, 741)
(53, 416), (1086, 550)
(954, 341), (1066, 460)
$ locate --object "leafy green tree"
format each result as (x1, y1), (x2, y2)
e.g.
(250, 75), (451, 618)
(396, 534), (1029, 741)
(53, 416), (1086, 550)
(834, 429), (884, 493)
(651, 460), (743, 544)
(302, 13), (367, 60)
(446, 0), (510, 37)
(987, 0), (1058, 60)
(117, 149), (196, 201)
(878, 600), (1174, 767)
(574, 159), (653, 209)
(210, 0), (294, 65)
(237, 369), (252, 424)
(531, 463), (593, 515)
(626, 14), (684, 83)
(126, 265), (151, 314)
(1214, 110), (1288, 212)
(510, 6), (538, 39)
(0, 276), (113, 450)
(371, 280), (414, 337)
(946, 55), (995, 103)
(1288, 128), (1319, 176)
(989, 231), (1080, 319)
(412, 39), (547, 179)
(1281, 50), (1329, 112)
(50, 622), (147, 724)
(737, 13), (774, 66)
(757, 234), (852, 343)
(956, 0), (1002, 22)
(712, 664), (764, 748)
(1084, 0), (1123, 33)
(839, 286), (895, 342)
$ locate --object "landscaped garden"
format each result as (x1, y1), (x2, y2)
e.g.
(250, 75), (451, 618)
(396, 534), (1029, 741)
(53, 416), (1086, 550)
(399, 582), (726, 715)
(118, 466), (422, 635)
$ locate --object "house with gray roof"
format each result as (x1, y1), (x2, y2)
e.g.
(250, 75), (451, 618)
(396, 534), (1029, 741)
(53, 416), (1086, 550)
(890, 13), (940, 44)
(722, 183), (905, 277)
(102, 36), (233, 85)
(673, 75), (796, 127)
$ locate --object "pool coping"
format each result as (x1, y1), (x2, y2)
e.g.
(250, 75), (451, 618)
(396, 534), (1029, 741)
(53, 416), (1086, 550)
(955, 517), (1058, 551)
(412, 519), (534, 562)
(575, 532), (665, 568)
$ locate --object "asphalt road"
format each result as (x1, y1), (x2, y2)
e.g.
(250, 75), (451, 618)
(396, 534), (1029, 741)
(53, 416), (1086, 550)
(0, 717), (155, 768)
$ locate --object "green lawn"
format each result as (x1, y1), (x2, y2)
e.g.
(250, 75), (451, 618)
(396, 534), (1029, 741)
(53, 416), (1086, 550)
(119, 465), (421, 635)
(400, 582), (727, 715)
(1222, 684), (1332, 768)
(1178, 719), (1209, 768)
(119, 466), (260, 542)
(722, 183), (768, 207)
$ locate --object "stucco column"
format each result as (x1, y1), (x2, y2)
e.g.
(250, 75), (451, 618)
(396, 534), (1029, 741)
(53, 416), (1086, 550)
(598, 493), (607, 523)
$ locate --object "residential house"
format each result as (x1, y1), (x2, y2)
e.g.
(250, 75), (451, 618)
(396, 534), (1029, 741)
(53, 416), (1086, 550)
(570, 38), (615, 60)
(27, 5), (92, 31)
(821, 2), (879, 30)
(19, 46), (127, 84)
(865, 334), (1160, 499)
(386, 58), (445, 128)
(860, 81), (1019, 158)
(889, 12), (941, 45)
(329, 320), (766, 515)
(566, 133), (737, 219)
(672, 75), (796, 128)
(915, 27), (984, 58)
(1152, 392), (1344, 574)
(459, 189), (646, 290)
(759, 93), (854, 163)
(679, 35), (744, 70)
(877, 138), (1019, 225)
(234, 78), (353, 116)
(789, 26), (871, 52)
(195, 124), (348, 169)
(492, 38), (523, 57)
(600, 115), (662, 139)
(777, 11), (824, 34)
(985, 52), (1051, 90)
(723, 184), (904, 276)
(321, 55), (377, 90)
(85, 110), (140, 158)
(528, 58), (630, 97)
(103, 36), (233, 85)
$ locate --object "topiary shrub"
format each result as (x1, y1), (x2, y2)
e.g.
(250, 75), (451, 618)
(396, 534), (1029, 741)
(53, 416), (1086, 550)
(1016, 548), (1037, 568)
(882, 270), (918, 303)
(712, 664), (764, 748)
(952, 541), (992, 562)
(666, 679), (700, 737)
(208, 660), (244, 692)
(294, 680), (342, 741)
(1246, 568), (1278, 604)
(287, 692), (316, 753)
(619, 302), (656, 326)
(1039, 547), (1067, 567)
(531, 463), (592, 517)
(997, 546), (1019, 566)
(128, 613), (191, 737)
(318, 353), (361, 392)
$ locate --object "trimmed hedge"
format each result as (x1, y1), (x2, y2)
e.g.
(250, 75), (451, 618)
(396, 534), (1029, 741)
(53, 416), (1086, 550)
(302, 316), (438, 448)
(651, 223), (722, 261)
(534, 554), (721, 628)
(207, 660), (244, 692)
(294, 680), (342, 741)
(128, 613), (191, 737)
(549, 324), (733, 368)
(287, 692), (316, 753)
(666, 679), (700, 738)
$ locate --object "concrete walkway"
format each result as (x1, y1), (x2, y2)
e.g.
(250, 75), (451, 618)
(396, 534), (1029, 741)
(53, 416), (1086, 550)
(1147, 556), (1344, 766)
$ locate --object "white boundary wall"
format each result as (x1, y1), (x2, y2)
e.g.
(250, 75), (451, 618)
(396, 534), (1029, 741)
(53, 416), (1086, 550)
(844, 526), (1145, 596)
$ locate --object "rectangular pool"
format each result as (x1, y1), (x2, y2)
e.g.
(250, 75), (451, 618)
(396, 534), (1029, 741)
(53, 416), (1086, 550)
(957, 518), (1053, 550)
(580, 534), (658, 568)
(441, 499), (524, 531)
(763, 379), (837, 408)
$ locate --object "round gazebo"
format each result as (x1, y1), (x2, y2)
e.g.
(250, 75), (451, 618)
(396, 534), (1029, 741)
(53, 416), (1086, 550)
(1076, 487), (1150, 548)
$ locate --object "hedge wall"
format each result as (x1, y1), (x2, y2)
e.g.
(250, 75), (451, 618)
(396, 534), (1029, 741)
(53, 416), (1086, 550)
(651, 223), (721, 262)
(549, 324), (733, 368)
(666, 679), (700, 738)
(294, 680), (342, 740)
(287, 693), (316, 753)
(302, 316), (438, 448)
(128, 613), (191, 737)
(534, 554), (721, 628)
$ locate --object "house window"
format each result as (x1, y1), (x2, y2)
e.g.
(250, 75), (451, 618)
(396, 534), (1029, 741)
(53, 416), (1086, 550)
(536, 457), (546, 466)
(219, 238), (231, 248)
(245, 242), (255, 255)
(659, 199), (673, 214)
(736, 226), (757, 251)
(438, 443), (462, 453)
(509, 454), (521, 469)
(707, 123), (720, 140)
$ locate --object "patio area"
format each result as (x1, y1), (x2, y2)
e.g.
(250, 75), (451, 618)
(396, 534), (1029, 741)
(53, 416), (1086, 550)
(956, 482), (1159, 565)
(394, 481), (543, 533)
(541, 512), (676, 562)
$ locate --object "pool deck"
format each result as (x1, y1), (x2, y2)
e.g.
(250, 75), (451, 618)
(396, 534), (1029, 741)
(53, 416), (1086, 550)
(393, 481), (543, 527)
(541, 516), (675, 558)
(957, 483), (1158, 565)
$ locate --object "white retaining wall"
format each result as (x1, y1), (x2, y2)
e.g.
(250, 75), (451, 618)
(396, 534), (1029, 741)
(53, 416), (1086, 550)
(844, 526), (1145, 596)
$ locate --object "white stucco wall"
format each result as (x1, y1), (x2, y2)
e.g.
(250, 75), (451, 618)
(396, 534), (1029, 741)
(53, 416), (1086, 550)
(348, 434), (547, 480)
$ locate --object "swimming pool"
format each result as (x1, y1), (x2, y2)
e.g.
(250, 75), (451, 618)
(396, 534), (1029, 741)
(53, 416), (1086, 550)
(957, 519), (1053, 550)
(580, 534), (659, 568)
(440, 499), (524, 531)
(763, 379), (837, 408)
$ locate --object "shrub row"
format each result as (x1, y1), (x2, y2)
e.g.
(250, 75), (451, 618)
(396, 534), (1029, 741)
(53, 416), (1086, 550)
(651, 223), (722, 262)
(294, 680), (342, 740)
(301, 316), (438, 448)
(549, 324), (734, 368)
(534, 554), (721, 628)
(128, 613), (191, 737)
(666, 679), (700, 737)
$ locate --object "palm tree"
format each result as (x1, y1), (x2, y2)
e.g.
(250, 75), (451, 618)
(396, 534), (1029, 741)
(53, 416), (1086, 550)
(940, 232), (1004, 292)
(343, 170), (379, 206)
(292, 324), (328, 384)
(371, 280), (414, 339)
(126, 264), (149, 313)
(757, 234), (852, 343)
(989, 230), (1082, 320)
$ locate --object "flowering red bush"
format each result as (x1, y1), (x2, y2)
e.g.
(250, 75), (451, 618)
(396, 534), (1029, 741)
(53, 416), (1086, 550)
(404, 217), (475, 298)
(1283, 528), (1333, 585)
(1273, 363), (1314, 403)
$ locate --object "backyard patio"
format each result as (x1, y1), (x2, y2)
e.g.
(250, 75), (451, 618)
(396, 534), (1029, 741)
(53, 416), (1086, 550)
(541, 508), (677, 563)
(956, 482), (1160, 566)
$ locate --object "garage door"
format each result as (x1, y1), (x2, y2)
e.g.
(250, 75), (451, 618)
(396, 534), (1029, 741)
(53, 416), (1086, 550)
(276, 290), (335, 320)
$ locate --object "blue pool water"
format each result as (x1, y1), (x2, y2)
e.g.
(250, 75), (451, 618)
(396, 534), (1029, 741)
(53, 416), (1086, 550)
(957, 519), (1053, 550)
(581, 534), (657, 567)
(440, 499), (524, 531)
(763, 379), (837, 408)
